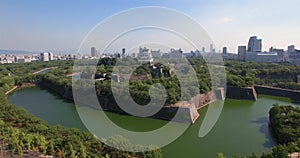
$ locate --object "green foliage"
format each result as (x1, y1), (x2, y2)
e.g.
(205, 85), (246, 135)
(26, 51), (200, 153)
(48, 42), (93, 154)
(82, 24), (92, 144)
(225, 61), (300, 89)
(269, 105), (300, 144)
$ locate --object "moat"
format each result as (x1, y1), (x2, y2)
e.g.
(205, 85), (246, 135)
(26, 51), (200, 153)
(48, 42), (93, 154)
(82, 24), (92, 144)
(8, 87), (300, 158)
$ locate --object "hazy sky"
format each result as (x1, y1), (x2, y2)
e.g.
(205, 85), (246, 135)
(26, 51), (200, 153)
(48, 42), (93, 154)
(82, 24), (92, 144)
(1, 0), (300, 53)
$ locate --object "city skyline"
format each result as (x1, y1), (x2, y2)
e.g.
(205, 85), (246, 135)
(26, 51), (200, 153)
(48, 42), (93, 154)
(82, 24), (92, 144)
(1, 0), (300, 53)
(0, 36), (299, 56)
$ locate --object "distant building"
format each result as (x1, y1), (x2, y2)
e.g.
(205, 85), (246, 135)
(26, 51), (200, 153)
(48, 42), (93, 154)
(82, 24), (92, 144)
(114, 52), (121, 58)
(15, 55), (25, 63)
(49, 52), (54, 60)
(170, 48), (183, 58)
(131, 53), (136, 58)
(40, 52), (50, 61)
(161, 53), (170, 59)
(151, 49), (161, 59)
(245, 52), (257, 62)
(238, 46), (247, 61)
(256, 52), (278, 62)
(245, 51), (278, 63)
(209, 44), (215, 53)
(288, 45), (300, 64)
(270, 47), (286, 62)
(91, 47), (97, 57)
(222, 47), (228, 54)
(248, 36), (262, 52)
(137, 47), (153, 63)
(122, 48), (126, 58)
(202, 47), (206, 53)
(288, 45), (295, 52)
(222, 53), (238, 60)
(39, 52), (54, 62)
(190, 50), (202, 57)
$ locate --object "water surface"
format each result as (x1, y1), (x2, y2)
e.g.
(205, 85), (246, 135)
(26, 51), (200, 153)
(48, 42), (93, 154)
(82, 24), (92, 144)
(8, 87), (299, 158)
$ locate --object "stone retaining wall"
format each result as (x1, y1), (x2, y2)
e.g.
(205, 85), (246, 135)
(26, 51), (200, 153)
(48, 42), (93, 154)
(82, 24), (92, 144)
(254, 85), (300, 101)
(226, 86), (257, 100)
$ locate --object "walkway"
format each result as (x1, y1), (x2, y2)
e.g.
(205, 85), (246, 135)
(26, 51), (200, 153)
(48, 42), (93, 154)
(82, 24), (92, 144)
(5, 86), (18, 95)
(32, 67), (57, 74)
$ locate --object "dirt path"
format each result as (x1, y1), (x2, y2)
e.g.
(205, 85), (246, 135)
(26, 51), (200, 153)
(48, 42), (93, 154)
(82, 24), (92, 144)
(5, 86), (18, 95)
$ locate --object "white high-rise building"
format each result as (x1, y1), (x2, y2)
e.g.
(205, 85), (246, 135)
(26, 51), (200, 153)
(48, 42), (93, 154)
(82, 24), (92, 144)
(40, 52), (49, 61)
(49, 52), (54, 60)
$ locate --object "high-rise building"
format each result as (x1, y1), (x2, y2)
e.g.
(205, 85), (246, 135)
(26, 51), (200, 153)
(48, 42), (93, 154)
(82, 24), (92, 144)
(49, 52), (54, 61)
(210, 44), (215, 53)
(91, 47), (97, 57)
(247, 36), (262, 52)
(202, 47), (205, 53)
(222, 47), (228, 54)
(40, 52), (50, 61)
(288, 45), (295, 52)
(122, 48), (126, 57)
(238, 46), (247, 61)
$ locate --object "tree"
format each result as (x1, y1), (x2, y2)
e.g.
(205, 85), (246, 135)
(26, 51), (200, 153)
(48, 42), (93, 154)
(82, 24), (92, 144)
(271, 145), (288, 158)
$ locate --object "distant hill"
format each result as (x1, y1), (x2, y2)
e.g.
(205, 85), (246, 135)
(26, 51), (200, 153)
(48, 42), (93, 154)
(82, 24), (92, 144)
(0, 49), (38, 55)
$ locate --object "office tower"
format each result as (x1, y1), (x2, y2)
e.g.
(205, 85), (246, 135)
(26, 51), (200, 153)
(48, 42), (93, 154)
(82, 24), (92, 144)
(91, 47), (97, 57)
(210, 44), (215, 53)
(49, 52), (54, 60)
(238, 46), (247, 61)
(122, 48), (126, 57)
(222, 47), (228, 54)
(40, 52), (50, 61)
(247, 36), (262, 52)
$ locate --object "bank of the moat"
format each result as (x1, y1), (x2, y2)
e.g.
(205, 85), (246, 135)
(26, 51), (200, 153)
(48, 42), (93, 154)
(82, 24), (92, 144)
(37, 77), (300, 124)
(8, 87), (300, 158)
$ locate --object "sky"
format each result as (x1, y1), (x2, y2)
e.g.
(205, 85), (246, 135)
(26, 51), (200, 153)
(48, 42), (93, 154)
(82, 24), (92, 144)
(1, 0), (300, 54)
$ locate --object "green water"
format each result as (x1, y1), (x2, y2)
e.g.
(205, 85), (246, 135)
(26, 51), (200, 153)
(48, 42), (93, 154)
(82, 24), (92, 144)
(8, 87), (299, 158)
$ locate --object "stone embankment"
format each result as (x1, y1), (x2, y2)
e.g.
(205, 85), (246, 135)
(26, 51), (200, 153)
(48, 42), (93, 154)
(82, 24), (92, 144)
(254, 85), (300, 101)
(226, 86), (257, 100)
(153, 88), (225, 124)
